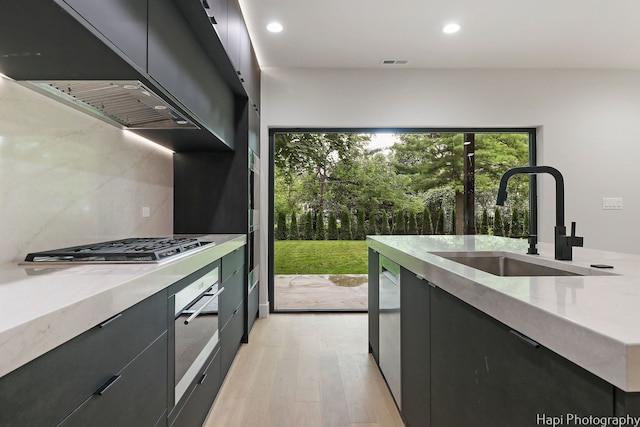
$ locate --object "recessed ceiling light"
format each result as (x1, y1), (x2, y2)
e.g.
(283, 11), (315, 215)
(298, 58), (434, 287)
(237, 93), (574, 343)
(442, 23), (461, 34)
(267, 22), (283, 33)
(153, 105), (168, 110)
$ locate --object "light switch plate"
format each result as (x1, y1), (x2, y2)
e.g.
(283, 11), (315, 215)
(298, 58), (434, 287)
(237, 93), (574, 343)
(602, 197), (623, 210)
(142, 206), (151, 217)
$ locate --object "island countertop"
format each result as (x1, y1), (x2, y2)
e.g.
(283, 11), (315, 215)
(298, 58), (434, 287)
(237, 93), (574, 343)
(0, 234), (245, 379)
(367, 235), (640, 392)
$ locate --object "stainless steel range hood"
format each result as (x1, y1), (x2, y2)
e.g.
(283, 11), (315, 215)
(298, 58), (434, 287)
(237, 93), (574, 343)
(29, 80), (199, 130)
(0, 1), (235, 151)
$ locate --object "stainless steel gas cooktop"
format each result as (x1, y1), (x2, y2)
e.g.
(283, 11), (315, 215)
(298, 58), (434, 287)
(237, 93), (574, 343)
(24, 237), (213, 263)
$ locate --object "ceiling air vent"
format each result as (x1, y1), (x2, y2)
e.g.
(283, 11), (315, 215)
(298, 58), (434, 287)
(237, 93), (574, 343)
(380, 59), (409, 65)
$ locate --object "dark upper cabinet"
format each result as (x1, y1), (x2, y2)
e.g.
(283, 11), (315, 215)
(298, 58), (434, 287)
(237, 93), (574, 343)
(249, 46), (261, 111)
(62, 0), (148, 71)
(225, 0), (243, 73)
(173, 0), (261, 113)
(205, 0), (229, 47)
(249, 108), (260, 154)
(148, 0), (235, 149)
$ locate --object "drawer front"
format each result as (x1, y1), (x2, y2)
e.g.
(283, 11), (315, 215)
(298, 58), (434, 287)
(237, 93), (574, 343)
(221, 302), (244, 378)
(219, 267), (243, 327)
(59, 333), (168, 427)
(0, 290), (167, 427)
(170, 347), (222, 427)
(221, 247), (244, 282)
(247, 284), (259, 336)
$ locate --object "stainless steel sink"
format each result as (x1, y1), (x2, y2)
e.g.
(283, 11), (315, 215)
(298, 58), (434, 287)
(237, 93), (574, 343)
(432, 251), (615, 277)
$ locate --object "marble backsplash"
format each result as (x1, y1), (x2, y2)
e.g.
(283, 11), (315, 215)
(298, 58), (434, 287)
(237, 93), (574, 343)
(0, 77), (173, 264)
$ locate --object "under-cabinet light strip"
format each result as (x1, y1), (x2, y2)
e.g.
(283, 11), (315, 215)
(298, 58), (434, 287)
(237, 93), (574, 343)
(123, 130), (175, 156)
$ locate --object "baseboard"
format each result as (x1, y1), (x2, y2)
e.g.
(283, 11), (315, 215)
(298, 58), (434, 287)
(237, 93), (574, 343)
(259, 302), (270, 318)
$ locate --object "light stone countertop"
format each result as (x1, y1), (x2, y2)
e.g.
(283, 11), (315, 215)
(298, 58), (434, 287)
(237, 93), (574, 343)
(367, 235), (640, 392)
(0, 234), (245, 380)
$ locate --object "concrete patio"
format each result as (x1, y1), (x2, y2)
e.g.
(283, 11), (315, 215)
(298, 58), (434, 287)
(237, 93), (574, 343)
(274, 274), (368, 311)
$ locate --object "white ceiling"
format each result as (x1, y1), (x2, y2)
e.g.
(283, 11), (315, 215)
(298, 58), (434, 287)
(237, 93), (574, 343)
(238, 0), (640, 70)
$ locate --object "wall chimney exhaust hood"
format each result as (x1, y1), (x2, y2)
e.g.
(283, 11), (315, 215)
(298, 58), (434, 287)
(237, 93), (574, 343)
(29, 80), (198, 129)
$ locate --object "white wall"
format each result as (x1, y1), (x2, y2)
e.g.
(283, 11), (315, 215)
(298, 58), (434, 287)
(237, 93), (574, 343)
(0, 77), (173, 264)
(259, 68), (640, 271)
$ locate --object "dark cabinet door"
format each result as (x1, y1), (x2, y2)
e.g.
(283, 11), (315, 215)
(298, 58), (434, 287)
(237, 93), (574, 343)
(224, 0), (242, 71)
(221, 302), (244, 378)
(61, 0), (148, 70)
(400, 269), (430, 427)
(220, 267), (243, 328)
(249, 46), (261, 110)
(204, 0), (228, 46)
(368, 248), (380, 362)
(170, 348), (222, 427)
(59, 333), (168, 427)
(430, 287), (613, 427)
(148, 0), (235, 148)
(0, 290), (167, 427)
(247, 282), (259, 335)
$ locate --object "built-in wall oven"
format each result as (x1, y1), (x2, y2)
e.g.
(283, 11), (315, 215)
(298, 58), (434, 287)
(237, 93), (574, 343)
(173, 265), (223, 403)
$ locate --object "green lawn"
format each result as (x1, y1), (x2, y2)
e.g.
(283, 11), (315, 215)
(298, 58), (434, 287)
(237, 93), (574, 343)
(274, 240), (368, 274)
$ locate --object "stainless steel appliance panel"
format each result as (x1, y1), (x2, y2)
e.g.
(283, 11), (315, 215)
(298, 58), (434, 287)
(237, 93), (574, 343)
(174, 267), (222, 402)
(379, 256), (401, 408)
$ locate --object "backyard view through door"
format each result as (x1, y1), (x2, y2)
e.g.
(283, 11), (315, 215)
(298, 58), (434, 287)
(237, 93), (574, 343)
(273, 131), (533, 311)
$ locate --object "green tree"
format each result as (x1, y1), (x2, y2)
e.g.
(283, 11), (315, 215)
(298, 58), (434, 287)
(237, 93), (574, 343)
(275, 133), (370, 217)
(276, 212), (287, 240)
(479, 208), (489, 235)
(493, 207), (504, 236)
(381, 211), (391, 235)
(503, 216), (511, 238)
(315, 212), (326, 240)
(394, 209), (406, 234)
(451, 207), (456, 235)
(339, 209), (352, 240)
(510, 206), (522, 237)
(304, 211), (314, 240)
(421, 207), (433, 235)
(523, 209), (530, 237)
(407, 209), (418, 235)
(367, 209), (378, 236)
(355, 209), (366, 240)
(436, 208), (445, 235)
(288, 213), (299, 240)
(327, 211), (338, 240)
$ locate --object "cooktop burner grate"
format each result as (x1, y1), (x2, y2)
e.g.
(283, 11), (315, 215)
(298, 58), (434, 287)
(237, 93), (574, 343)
(25, 237), (210, 263)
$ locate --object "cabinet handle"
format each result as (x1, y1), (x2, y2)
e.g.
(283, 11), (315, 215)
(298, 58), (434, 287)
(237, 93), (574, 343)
(233, 308), (239, 315)
(509, 329), (540, 348)
(98, 313), (122, 328)
(95, 375), (121, 396)
(198, 373), (208, 385)
(184, 287), (225, 325)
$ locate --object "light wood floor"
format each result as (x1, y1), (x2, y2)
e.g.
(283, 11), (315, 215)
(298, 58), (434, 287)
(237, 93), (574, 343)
(204, 313), (405, 427)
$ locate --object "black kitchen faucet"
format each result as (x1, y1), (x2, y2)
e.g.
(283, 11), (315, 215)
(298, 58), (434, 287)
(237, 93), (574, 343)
(496, 166), (583, 261)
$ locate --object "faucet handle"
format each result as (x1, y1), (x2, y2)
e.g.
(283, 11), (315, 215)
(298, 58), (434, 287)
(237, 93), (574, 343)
(570, 222), (584, 247)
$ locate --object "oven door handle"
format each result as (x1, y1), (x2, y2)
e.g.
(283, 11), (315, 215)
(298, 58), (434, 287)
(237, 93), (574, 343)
(183, 287), (225, 325)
